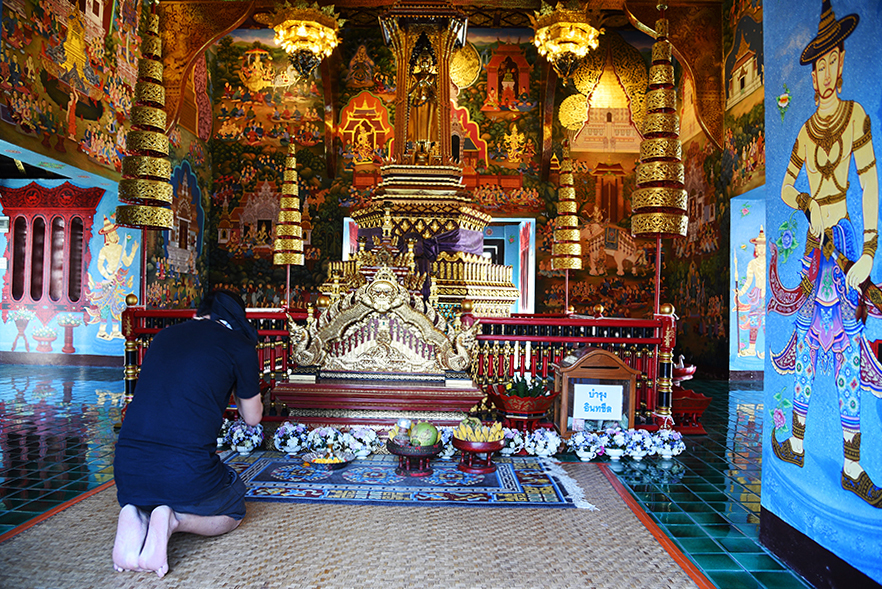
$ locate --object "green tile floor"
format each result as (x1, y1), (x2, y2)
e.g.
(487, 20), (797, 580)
(0, 367), (812, 587)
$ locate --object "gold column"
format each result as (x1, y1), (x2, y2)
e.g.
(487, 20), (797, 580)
(115, 11), (173, 230)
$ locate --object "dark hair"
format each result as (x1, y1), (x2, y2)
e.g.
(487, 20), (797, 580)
(197, 288), (246, 316)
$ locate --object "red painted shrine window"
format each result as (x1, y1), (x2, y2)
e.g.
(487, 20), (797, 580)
(9, 214), (87, 305)
(0, 182), (103, 313)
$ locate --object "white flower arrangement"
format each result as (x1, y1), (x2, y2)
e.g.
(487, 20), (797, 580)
(524, 428), (561, 457)
(217, 418), (233, 447)
(603, 427), (631, 451)
(437, 426), (457, 459)
(499, 427), (526, 456)
(566, 431), (605, 462)
(342, 426), (383, 458)
(626, 428), (656, 460)
(9, 309), (35, 322)
(306, 426), (345, 453)
(273, 421), (309, 455)
(653, 429), (685, 457)
(228, 420), (264, 455)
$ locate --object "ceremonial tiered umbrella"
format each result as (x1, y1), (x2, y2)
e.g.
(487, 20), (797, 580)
(114, 8), (174, 304)
(273, 147), (305, 307)
(630, 2), (688, 314)
(553, 93), (589, 312)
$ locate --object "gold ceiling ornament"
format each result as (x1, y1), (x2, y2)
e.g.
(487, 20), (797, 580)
(273, 146), (304, 266)
(450, 42), (481, 89)
(530, 0), (604, 84)
(631, 6), (687, 239)
(115, 11), (173, 230)
(255, 1), (343, 80)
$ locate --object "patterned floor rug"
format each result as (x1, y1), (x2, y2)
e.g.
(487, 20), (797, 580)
(224, 451), (596, 509)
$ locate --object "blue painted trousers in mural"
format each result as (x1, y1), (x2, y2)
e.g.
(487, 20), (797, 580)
(772, 222), (882, 435)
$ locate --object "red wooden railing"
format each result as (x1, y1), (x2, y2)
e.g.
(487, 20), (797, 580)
(121, 302), (677, 427)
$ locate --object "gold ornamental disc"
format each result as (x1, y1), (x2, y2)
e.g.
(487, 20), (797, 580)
(450, 42), (481, 89)
(559, 94), (588, 131)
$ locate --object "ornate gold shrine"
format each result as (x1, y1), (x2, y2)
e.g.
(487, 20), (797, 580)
(291, 263), (480, 382)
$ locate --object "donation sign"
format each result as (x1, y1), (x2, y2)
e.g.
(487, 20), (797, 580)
(573, 384), (623, 421)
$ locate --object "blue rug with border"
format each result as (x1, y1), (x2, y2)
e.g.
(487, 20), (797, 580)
(223, 451), (596, 509)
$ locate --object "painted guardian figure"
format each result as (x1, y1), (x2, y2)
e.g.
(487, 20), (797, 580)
(771, 0), (882, 507)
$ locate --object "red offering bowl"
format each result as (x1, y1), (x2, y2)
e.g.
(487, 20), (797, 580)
(451, 437), (505, 474)
(386, 440), (443, 476)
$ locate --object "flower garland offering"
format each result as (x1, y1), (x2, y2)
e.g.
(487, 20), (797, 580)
(499, 427), (526, 456)
(228, 420), (264, 455)
(9, 309), (35, 322)
(273, 421), (309, 454)
(524, 428), (561, 457)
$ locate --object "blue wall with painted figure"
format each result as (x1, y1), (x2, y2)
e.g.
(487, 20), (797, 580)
(763, 0), (882, 580)
(730, 187), (765, 371)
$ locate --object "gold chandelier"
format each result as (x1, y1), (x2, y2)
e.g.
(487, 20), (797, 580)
(530, 1), (603, 84)
(255, 1), (343, 79)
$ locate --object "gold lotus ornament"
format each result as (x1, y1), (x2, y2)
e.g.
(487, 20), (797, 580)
(530, 1), (604, 84)
(255, 1), (343, 80)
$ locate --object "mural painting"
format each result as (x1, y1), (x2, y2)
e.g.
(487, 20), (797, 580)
(722, 0), (765, 197)
(764, 0), (882, 578)
(534, 29), (660, 317)
(207, 29), (328, 301)
(0, 179), (141, 356)
(730, 188), (765, 371)
(0, 0), (144, 179)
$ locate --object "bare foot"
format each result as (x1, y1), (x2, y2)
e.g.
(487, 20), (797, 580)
(138, 506), (179, 578)
(112, 505), (148, 572)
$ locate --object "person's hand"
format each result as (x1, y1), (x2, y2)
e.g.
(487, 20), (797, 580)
(846, 253), (873, 291)
(808, 199), (823, 238)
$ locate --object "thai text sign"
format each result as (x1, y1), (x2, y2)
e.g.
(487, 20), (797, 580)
(573, 384), (623, 421)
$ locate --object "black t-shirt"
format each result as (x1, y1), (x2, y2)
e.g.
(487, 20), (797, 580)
(114, 319), (259, 508)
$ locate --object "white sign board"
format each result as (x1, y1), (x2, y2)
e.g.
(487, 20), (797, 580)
(573, 383), (623, 421)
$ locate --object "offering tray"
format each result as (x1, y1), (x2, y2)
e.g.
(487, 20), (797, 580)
(451, 438), (505, 474)
(386, 440), (443, 477)
(301, 451), (355, 470)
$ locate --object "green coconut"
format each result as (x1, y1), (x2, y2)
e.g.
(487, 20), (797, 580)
(409, 421), (439, 446)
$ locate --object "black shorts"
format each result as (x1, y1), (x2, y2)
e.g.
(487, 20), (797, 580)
(134, 465), (247, 521)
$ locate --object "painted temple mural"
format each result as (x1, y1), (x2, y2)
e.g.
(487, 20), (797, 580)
(730, 187), (765, 371)
(763, 0), (882, 578)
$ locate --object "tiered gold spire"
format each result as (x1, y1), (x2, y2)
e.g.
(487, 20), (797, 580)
(273, 146), (304, 265)
(552, 93), (588, 271)
(115, 11), (173, 230)
(631, 5), (687, 239)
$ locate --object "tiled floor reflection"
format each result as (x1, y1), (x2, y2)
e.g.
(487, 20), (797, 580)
(610, 380), (812, 588)
(0, 365), (123, 536)
(0, 369), (813, 587)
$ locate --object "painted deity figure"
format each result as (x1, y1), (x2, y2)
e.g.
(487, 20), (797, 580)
(735, 227), (766, 358)
(86, 216), (139, 340)
(771, 0), (882, 507)
(408, 49), (438, 148)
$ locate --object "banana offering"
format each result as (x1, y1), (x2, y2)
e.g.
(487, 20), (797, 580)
(453, 418), (504, 442)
